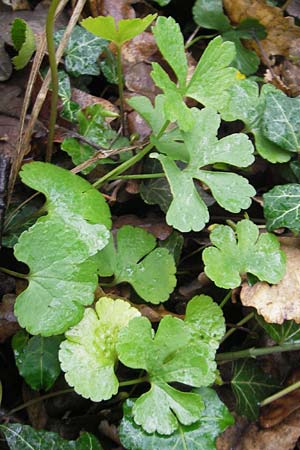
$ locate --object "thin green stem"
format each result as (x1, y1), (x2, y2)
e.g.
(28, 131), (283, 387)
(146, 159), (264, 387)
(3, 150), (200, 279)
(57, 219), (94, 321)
(111, 173), (165, 180)
(45, 0), (61, 162)
(92, 121), (169, 188)
(221, 312), (255, 343)
(219, 290), (232, 309)
(116, 45), (125, 134)
(119, 376), (149, 387)
(0, 267), (28, 280)
(8, 388), (73, 416)
(216, 342), (300, 363)
(260, 380), (300, 407)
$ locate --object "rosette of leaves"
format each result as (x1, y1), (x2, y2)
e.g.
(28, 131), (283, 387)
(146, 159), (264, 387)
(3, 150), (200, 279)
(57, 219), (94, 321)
(116, 295), (225, 435)
(14, 162), (111, 336)
(150, 16), (238, 130)
(202, 219), (286, 289)
(93, 225), (176, 303)
(59, 297), (140, 401)
(193, 0), (266, 75)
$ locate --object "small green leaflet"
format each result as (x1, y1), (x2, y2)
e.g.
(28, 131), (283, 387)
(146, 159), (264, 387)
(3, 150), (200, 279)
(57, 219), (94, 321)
(59, 297), (140, 401)
(220, 79), (291, 163)
(119, 388), (234, 450)
(263, 91), (300, 152)
(151, 0), (171, 5)
(263, 184), (300, 233)
(12, 330), (63, 391)
(193, 0), (266, 75)
(231, 360), (279, 420)
(14, 162), (111, 336)
(0, 424), (103, 450)
(11, 18), (36, 70)
(94, 225), (176, 303)
(151, 17), (237, 128)
(116, 295), (225, 434)
(202, 219), (286, 289)
(81, 14), (157, 47)
(54, 25), (107, 77)
(58, 71), (80, 122)
(152, 107), (255, 232)
(256, 313), (300, 344)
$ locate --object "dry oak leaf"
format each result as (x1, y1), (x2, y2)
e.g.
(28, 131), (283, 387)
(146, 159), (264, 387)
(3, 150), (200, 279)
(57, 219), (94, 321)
(240, 237), (300, 324)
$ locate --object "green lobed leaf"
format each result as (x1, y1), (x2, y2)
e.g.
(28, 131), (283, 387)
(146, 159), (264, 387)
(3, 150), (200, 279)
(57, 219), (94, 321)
(116, 296), (225, 434)
(202, 219), (286, 289)
(11, 18), (36, 70)
(81, 14), (156, 47)
(119, 388), (234, 450)
(151, 107), (255, 232)
(263, 184), (300, 234)
(14, 162), (111, 336)
(263, 91), (300, 152)
(12, 330), (63, 391)
(54, 25), (107, 77)
(193, 0), (231, 32)
(231, 360), (279, 420)
(59, 297), (140, 401)
(94, 225), (176, 304)
(256, 313), (300, 344)
(0, 424), (103, 449)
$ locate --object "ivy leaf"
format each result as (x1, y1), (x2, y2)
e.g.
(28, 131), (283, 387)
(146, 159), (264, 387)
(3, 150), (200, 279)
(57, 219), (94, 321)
(59, 297), (140, 401)
(12, 330), (63, 391)
(54, 25), (107, 77)
(220, 79), (292, 163)
(256, 314), (300, 344)
(151, 107), (255, 232)
(231, 360), (279, 420)
(81, 14), (157, 47)
(94, 225), (176, 304)
(11, 18), (36, 70)
(14, 162), (111, 336)
(202, 219), (286, 289)
(263, 184), (300, 234)
(119, 388), (234, 450)
(58, 71), (80, 122)
(0, 424), (103, 449)
(263, 91), (300, 152)
(117, 296), (224, 434)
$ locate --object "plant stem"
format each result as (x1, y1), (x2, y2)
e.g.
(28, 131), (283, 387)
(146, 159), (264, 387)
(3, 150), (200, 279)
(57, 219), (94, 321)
(119, 376), (149, 387)
(8, 388), (73, 416)
(92, 121), (169, 188)
(111, 173), (165, 180)
(0, 267), (28, 279)
(219, 290), (232, 308)
(221, 312), (255, 343)
(260, 380), (300, 407)
(216, 342), (300, 363)
(45, 0), (61, 162)
(116, 45), (125, 134)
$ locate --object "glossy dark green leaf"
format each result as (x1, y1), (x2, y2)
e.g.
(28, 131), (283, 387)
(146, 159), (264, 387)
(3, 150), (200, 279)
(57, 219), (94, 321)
(222, 30), (260, 75)
(256, 314), (300, 344)
(55, 25), (107, 77)
(119, 388), (234, 450)
(12, 330), (63, 391)
(193, 0), (231, 32)
(0, 424), (103, 449)
(263, 184), (300, 233)
(231, 360), (279, 420)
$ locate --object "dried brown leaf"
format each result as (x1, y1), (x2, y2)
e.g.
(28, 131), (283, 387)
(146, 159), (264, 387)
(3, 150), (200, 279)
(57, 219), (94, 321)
(0, 294), (20, 342)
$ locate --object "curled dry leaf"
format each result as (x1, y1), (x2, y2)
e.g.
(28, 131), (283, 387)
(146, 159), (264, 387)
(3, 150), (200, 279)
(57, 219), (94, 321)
(113, 214), (172, 240)
(240, 237), (300, 324)
(89, 0), (136, 20)
(71, 88), (119, 119)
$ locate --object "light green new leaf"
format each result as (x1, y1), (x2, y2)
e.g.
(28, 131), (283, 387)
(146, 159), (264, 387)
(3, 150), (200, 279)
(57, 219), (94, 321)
(263, 184), (300, 234)
(192, 0), (231, 32)
(256, 314), (300, 345)
(14, 162), (111, 336)
(94, 225), (176, 303)
(232, 360), (279, 420)
(119, 388), (234, 450)
(203, 219), (286, 289)
(263, 91), (300, 152)
(152, 107), (255, 232)
(81, 14), (156, 47)
(59, 297), (140, 401)
(0, 424), (103, 450)
(12, 330), (63, 391)
(54, 25), (107, 77)
(11, 18), (36, 70)
(117, 296), (224, 434)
